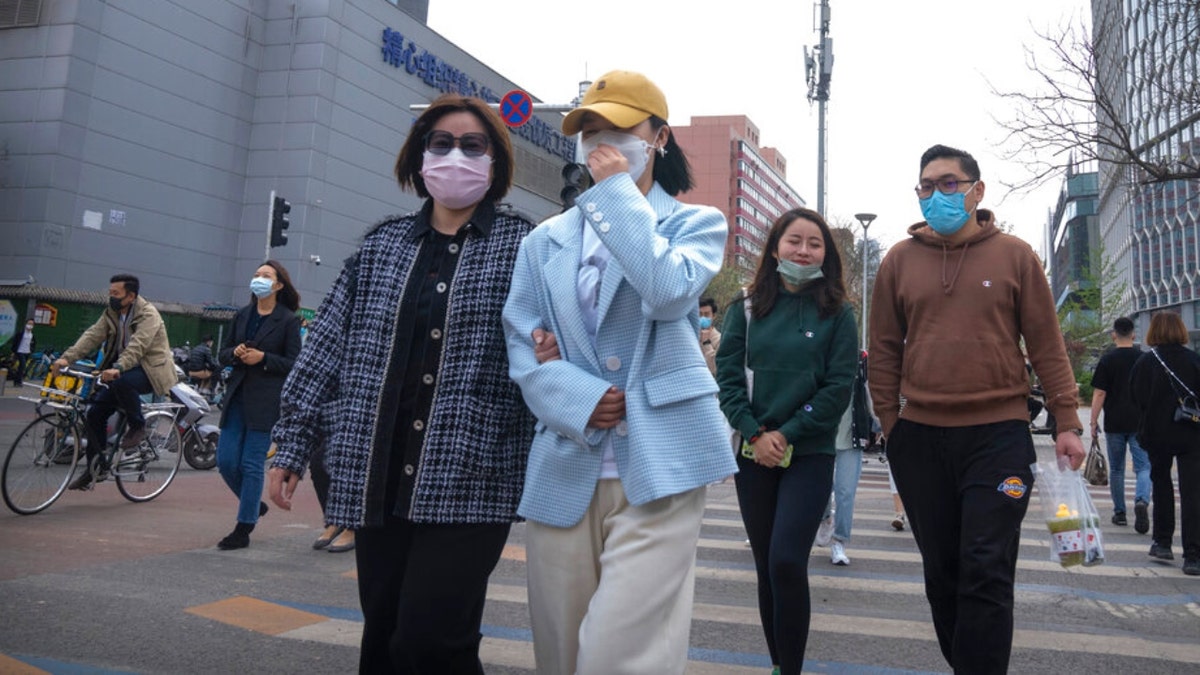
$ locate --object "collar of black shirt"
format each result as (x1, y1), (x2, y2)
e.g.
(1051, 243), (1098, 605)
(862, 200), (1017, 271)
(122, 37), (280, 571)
(409, 199), (495, 240)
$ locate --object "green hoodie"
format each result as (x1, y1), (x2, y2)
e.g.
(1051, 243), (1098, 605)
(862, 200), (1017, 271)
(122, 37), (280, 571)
(716, 289), (858, 456)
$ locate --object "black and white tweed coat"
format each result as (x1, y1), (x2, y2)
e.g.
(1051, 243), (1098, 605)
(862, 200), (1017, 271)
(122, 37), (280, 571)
(271, 203), (537, 528)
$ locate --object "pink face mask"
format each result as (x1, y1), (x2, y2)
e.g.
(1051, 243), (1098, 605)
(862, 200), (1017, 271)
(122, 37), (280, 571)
(420, 149), (493, 209)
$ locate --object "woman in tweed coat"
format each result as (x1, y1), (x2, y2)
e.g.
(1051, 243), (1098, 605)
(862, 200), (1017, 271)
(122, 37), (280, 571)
(267, 95), (536, 673)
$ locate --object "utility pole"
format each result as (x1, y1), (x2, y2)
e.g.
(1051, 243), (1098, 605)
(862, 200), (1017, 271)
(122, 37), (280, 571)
(805, 0), (833, 217)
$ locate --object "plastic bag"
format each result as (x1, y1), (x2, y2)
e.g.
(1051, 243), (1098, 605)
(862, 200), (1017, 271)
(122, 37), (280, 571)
(1031, 461), (1105, 568)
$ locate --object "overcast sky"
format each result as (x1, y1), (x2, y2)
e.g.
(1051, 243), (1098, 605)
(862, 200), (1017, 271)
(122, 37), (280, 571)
(427, 0), (1091, 255)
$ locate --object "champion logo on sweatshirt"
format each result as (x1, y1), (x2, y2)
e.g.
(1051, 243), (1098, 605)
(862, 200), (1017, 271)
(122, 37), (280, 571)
(982, 280), (993, 287)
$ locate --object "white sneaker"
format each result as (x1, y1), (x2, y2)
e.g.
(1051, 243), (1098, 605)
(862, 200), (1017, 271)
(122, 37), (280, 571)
(891, 513), (906, 531)
(830, 540), (850, 565)
(815, 514), (834, 547)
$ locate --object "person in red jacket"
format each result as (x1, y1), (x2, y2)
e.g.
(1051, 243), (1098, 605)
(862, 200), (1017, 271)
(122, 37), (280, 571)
(869, 144), (1084, 675)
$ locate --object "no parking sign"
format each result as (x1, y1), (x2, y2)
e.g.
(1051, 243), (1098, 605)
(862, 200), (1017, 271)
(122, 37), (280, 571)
(499, 89), (533, 128)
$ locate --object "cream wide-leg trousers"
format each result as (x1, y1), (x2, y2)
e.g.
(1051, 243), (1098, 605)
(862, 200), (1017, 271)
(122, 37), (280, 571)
(525, 480), (707, 675)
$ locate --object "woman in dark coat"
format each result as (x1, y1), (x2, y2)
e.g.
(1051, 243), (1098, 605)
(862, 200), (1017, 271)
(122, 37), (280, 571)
(1130, 311), (1200, 575)
(215, 259), (302, 550)
(267, 94), (536, 673)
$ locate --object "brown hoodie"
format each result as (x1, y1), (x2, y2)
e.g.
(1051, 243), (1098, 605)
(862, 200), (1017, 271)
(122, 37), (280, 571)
(868, 209), (1081, 436)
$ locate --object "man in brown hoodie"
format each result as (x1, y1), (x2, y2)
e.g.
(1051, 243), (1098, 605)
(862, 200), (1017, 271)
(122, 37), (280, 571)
(869, 145), (1084, 675)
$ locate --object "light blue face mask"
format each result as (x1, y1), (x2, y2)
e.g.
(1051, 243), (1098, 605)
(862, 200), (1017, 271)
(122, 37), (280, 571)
(250, 277), (276, 298)
(777, 258), (824, 287)
(920, 181), (977, 236)
(699, 316), (713, 330)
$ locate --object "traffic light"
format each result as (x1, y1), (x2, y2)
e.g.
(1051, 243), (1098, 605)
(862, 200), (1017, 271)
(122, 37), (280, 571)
(270, 195), (291, 248)
(560, 162), (591, 210)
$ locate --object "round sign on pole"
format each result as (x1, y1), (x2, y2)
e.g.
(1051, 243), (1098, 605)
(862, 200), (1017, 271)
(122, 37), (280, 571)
(500, 89), (533, 128)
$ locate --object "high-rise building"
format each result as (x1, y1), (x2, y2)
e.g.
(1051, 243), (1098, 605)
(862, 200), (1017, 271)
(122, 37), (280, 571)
(1047, 163), (1100, 312)
(671, 116), (806, 276)
(1092, 0), (1200, 340)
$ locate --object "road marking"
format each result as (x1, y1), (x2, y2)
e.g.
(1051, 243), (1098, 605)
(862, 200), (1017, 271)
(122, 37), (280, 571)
(0, 653), (48, 674)
(185, 595), (326, 635)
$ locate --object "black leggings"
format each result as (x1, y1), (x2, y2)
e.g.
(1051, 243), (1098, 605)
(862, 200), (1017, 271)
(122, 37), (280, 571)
(734, 451), (834, 674)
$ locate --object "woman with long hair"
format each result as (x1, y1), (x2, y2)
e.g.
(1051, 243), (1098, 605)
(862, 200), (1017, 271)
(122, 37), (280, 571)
(716, 207), (859, 674)
(268, 94), (536, 672)
(215, 259), (302, 550)
(1130, 312), (1200, 575)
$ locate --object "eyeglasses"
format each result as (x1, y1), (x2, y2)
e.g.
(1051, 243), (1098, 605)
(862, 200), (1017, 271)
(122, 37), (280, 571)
(914, 177), (975, 198)
(424, 131), (491, 157)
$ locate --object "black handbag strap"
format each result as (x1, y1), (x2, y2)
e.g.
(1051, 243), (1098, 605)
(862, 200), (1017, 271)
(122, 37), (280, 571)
(1150, 348), (1198, 400)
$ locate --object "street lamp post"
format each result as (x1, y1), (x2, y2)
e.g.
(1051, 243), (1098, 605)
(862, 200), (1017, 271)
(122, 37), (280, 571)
(854, 213), (877, 352)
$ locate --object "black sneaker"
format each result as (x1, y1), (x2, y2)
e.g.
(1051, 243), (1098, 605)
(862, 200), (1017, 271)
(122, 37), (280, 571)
(67, 471), (94, 491)
(1134, 500), (1150, 534)
(1149, 543), (1175, 561)
(1112, 512), (1127, 526)
(1184, 559), (1200, 576)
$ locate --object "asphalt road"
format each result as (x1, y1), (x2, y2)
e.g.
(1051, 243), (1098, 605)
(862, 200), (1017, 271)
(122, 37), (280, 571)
(1, 385), (1198, 674)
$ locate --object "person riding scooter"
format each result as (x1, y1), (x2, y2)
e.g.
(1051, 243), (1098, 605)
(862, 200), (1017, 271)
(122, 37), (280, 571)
(187, 335), (220, 396)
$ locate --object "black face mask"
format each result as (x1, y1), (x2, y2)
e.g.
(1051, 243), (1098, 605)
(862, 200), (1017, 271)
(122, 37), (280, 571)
(109, 296), (124, 311)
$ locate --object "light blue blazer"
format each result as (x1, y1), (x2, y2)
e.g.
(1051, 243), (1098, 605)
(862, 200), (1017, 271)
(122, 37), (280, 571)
(503, 174), (739, 528)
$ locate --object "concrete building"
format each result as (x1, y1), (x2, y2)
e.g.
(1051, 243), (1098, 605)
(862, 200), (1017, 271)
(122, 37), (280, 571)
(1091, 0), (1200, 341)
(671, 115), (806, 276)
(0, 0), (572, 328)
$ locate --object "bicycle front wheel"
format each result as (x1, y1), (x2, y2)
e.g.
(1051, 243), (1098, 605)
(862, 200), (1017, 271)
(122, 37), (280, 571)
(2, 413), (82, 515)
(114, 410), (182, 502)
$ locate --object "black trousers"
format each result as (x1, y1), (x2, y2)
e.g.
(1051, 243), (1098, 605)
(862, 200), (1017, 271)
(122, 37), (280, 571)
(734, 451), (833, 674)
(1147, 446), (1200, 561)
(355, 516), (510, 675)
(886, 419), (1035, 675)
(13, 352), (30, 386)
(84, 366), (152, 465)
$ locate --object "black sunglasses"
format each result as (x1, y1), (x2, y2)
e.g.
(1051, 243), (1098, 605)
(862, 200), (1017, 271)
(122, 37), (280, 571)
(424, 130), (491, 158)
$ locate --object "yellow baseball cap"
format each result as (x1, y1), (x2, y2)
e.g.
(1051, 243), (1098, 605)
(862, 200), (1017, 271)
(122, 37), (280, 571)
(561, 70), (669, 135)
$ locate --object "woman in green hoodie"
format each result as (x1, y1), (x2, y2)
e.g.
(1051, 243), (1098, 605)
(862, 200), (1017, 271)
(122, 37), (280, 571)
(716, 207), (858, 675)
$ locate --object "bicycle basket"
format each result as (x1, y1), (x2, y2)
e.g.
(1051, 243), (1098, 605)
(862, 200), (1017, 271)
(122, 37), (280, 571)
(41, 371), (83, 402)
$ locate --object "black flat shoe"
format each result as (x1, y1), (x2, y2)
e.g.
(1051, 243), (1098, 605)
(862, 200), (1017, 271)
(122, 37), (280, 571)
(259, 501), (269, 517)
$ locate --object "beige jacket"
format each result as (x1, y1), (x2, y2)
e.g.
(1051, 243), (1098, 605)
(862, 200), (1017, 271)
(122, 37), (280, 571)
(61, 295), (176, 396)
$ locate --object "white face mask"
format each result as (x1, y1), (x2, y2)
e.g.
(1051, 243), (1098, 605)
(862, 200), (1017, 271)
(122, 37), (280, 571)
(580, 130), (654, 182)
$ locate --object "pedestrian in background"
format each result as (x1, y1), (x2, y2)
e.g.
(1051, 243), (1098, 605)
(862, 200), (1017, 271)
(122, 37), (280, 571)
(269, 94), (536, 673)
(870, 144), (1084, 675)
(1129, 312), (1200, 575)
(699, 296), (721, 376)
(504, 70), (736, 674)
(816, 354), (875, 566)
(716, 206), (857, 675)
(214, 260), (302, 550)
(11, 318), (35, 387)
(1090, 316), (1150, 531)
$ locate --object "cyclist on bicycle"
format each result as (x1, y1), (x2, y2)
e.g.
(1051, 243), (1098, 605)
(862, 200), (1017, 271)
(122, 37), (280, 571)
(53, 273), (176, 490)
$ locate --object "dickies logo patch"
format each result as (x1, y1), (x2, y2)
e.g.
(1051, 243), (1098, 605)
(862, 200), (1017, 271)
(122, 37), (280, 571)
(998, 477), (1027, 499)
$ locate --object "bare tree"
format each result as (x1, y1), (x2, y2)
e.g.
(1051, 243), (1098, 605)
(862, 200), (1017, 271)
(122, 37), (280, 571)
(992, 2), (1200, 192)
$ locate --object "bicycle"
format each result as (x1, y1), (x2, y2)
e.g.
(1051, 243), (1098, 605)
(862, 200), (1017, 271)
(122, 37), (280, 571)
(1, 367), (184, 515)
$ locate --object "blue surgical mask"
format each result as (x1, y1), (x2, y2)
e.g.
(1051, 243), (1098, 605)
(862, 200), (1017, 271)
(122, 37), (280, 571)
(699, 316), (713, 330)
(250, 277), (276, 298)
(920, 182), (977, 236)
(777, 259), (824, 286)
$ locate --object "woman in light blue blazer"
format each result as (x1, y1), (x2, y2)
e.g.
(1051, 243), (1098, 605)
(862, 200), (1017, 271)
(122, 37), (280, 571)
(503, 70), (737, 675)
